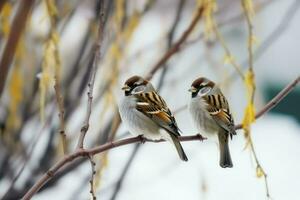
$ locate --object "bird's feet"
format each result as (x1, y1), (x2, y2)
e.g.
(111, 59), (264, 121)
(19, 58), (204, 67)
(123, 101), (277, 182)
(138, 135), (147, 144)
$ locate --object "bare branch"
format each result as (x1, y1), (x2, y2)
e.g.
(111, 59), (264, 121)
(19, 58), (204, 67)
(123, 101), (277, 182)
(45, 0), (67, 154)
(88, 155), (96, 200)
(54, 84), (67, 154)
(0, 0), (7, 12)
(0, 0), (35, 97)
(22, 134), (205, 200)
(235, 76), (300, 130)
(211, 18), (245, 79)
(77, 1), (105, 149)
(146, 4), (205, 80)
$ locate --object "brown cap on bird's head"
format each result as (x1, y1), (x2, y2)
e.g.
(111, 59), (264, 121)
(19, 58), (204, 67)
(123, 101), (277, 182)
(122, 75), (149, 91)
(189, 77), (215, 92)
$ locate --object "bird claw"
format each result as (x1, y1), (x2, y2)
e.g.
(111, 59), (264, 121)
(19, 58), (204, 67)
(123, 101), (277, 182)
(138, 135), (147, 144)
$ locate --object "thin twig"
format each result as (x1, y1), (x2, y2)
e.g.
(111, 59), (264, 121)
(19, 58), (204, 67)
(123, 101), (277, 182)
(88, 155), (96, 200)
(0, 0), (7, 12)
(77, 1), (105, 149)
(230, 0), (300, 82)
(157, 0), (186, 90)
(54, 84), (67, 153)
(22, 76), (299, 200)
(241, 0), (269, 197)
(242, 0), (300, 68)
(242, 0), (256, 101)
(146, 4), (205, 80)
(45, 0), (67, 154)
(211, 18), (245, 80)
(1, 115), (52, 199)
(0, 0), (34, 97)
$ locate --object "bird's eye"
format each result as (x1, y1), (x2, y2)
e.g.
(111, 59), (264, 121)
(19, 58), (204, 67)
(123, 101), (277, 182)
(199, 86), (211, 95)
(132, 85), (145, 94)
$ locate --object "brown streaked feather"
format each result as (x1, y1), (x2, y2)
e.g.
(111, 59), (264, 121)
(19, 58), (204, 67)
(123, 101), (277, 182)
(156, 112), (172, 124)
(134, 92), (180, 136)
(203, 94), (236, 136)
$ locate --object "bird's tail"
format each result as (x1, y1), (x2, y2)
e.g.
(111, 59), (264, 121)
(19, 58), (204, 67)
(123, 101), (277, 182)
(170, 134), (188, 162)
(218, 131), (233, 168)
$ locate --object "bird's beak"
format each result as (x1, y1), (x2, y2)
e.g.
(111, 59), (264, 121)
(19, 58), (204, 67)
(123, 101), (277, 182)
(188, 87), (197, 93)
(121, 84), (130, 91)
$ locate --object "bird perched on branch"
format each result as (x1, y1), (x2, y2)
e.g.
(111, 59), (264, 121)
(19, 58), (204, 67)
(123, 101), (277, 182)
(188, 77), (236, 168)
(119, 75), (188, 161)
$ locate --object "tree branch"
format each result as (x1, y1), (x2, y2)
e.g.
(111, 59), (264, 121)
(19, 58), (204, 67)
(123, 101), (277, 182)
(0, 0), (35, 98)
(235, 76), (300, 129)
(77, 1), (105, 149)
(146, 4), (205, 80)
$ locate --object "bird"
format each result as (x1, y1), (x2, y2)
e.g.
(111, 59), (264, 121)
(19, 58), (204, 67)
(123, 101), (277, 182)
(119, 75), (188, 161)
(188, 77), (236, 168)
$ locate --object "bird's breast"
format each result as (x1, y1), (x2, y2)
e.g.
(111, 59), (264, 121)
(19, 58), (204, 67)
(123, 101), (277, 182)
(189, 97), (219, 137)
(119, 97), (161, 139)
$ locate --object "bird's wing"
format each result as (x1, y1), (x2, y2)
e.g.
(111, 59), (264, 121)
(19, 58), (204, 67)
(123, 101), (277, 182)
(134, 92), (181, 136)
(203, 94), (236, 137)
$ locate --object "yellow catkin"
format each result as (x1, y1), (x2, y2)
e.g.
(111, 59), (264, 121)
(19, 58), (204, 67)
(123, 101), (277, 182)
(242, 70), (256, 131)
(256, 165), (264, 178)
(94, 153), (109, 189)
(46, 0), (58, 17)
(198, 0), (217, 39)
(243, 0), (255, 20)
(0, 2), (12, 37)
(7, 67), (23, 130)
(123, 11), (140, 41)
(115, 0), (124, 30)
(6, 37), (26, 131)
(39, 0), (61, 122)
(223, 55), (235, 65)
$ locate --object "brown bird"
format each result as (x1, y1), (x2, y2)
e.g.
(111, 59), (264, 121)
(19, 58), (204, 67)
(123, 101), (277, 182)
(119, 75), (188, 161)
(188, 77), (236, 168)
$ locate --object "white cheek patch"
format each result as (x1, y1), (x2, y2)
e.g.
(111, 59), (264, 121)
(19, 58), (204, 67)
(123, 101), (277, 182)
(198, 87), (211, 96)
(132, 85), (145, 94)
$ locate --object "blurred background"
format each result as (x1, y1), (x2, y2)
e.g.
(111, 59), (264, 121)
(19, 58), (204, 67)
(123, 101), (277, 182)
(0, 0), (299, 199)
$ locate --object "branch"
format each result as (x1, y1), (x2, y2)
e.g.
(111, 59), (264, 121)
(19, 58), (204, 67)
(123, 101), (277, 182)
(211, 17), (245, 80)
(0, 0), (35, 98)
(22, 134), (205, 200)
(77, 1), (105, 149)
(235, 76), (300, 130)
(87, 155), (96, 200)
(243, 0), (300, 67)
(156, 0), (186, 90)
(146, 5), (205, 80)
(0, 0), (7, 12)
(45, 0), (67, 154)
(54, 84), (67, 153)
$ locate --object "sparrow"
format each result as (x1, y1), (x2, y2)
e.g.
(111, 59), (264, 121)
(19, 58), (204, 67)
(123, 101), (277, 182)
(188, 77), (236, 168)
(119, 75), (188, 161)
